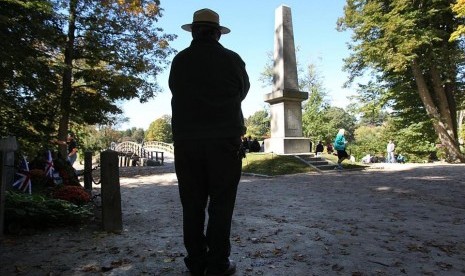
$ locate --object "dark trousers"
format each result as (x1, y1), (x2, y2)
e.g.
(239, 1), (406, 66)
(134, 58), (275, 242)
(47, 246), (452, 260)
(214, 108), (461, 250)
(174, 138), (242, 272)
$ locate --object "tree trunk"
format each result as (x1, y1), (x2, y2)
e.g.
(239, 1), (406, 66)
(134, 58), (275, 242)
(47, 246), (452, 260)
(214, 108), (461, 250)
(411, 60), (465, 162)
(58, 0), (78, 159)
(430, 65), (455, 139)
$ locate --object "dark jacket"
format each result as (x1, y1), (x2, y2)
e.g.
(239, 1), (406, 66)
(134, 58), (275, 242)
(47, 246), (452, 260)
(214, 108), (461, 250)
(315, 143), (324, 153)
(169, 39), (250, 141)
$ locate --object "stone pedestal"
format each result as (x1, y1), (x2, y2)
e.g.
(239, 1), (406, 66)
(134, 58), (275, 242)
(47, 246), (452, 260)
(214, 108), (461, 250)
(265, 89), (307, 138)
(264, 137), (311, 154)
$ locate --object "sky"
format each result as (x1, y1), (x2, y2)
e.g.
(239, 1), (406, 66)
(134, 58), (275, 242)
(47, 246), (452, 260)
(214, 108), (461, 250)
(120, 0), (354, 130)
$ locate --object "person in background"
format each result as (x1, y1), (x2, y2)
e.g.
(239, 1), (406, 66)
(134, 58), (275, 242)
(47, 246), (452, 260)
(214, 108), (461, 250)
(168, 8), (249, 276)
(386, 140), (396, 163)
(326, 142), (334, 154)
(361, 154), (371, 164)
(51, 132), (78, 166)
(250, 138), (261, 152)
(397, 153), (406, 163)
(315, 141), (324, 155)
(333, 129), (349, 170)
(247, 135), (252, 150)
(241, 137), (249, 152)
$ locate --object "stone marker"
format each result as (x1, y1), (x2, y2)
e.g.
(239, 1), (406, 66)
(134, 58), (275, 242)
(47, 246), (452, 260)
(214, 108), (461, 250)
(264, 5), (311, 154)
(100, 150), (122, 233)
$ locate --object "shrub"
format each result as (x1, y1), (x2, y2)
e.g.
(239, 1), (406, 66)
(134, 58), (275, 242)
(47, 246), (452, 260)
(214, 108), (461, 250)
(5, 191), (93, 232)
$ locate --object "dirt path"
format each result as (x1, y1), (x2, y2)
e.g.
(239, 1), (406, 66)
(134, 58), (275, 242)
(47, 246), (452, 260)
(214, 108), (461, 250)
(1, 163), (465, 275)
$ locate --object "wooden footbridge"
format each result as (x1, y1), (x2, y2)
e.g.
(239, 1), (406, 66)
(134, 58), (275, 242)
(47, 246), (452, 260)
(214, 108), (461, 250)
(112, 141), (174, 166)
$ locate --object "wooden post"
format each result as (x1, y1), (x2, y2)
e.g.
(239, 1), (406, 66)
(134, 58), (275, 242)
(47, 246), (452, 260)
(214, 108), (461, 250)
(83, 151), (92, 191)
(100, 150), (122, 233)
(0, 136), (18, 238)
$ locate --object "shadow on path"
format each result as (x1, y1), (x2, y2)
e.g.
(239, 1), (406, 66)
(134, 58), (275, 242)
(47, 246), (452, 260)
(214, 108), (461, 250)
(1, 164), (465, 275)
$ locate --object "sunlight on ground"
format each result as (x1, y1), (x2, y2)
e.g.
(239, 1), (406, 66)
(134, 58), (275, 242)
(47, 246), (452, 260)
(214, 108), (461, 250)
(405, 176), (449, 181)
(375, 186), (413, 194)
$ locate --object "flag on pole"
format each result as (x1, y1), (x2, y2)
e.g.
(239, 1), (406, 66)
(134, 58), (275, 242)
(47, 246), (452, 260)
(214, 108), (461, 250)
(45, 150), (54, 178)
(12, 157), (31, 194)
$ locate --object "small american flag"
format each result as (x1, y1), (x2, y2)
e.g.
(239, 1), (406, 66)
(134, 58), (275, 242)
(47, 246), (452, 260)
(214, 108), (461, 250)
(45, 150), (54, 178)
(12, 157), (31, 194)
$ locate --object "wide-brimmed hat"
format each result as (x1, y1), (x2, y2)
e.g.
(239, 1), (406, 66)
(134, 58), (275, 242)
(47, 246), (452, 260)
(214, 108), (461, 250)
(181, 8), (230, 34)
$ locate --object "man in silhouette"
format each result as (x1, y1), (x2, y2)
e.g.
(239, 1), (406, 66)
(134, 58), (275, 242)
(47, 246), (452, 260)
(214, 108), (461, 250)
(169, 8), (250, 276)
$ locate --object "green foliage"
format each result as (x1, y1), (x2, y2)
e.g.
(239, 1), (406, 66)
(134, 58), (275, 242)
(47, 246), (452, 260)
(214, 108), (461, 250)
(121, 127), (145, 143)
(245, 110), (270, 138)
(146, 115), (172, 142)
(4, 191), (93, 232)
(1, 0), (177, 156)
(460, 124), (465, 146)
(302, 77), (330, 142)
(72, 124), (126, 160)
(304, 104), (357, 145)
(60, 0), (177, 123)
(385, 120), (437, 162)
(350, 125), (385, 160)
(347, 81), (389, 126)
(338, 0), (465, 162)
(131, 128), (146, 143)
(298, 62), (357, 144)
(258, 51), (274, 88)
(450, 0), (465, 41)
(275, 58), (357, 147)
(242, 153), (314, 176)
(350, 118), (437, 162)
(338, 0), (447, 75)
(0, 0), (63, 154)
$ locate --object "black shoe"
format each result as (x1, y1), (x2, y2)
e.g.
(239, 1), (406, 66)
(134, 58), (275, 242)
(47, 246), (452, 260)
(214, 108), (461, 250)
(184, 256), (206, 276)
(186, 266), (206, 276)
(206, 260), (236, 276)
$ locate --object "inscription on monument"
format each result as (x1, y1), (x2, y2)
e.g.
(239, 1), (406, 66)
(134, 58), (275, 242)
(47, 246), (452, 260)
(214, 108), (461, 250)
(286, 109), (298, 131)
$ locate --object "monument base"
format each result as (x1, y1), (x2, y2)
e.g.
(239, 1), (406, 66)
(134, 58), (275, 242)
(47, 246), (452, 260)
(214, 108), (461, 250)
(264, 137), (311, 154)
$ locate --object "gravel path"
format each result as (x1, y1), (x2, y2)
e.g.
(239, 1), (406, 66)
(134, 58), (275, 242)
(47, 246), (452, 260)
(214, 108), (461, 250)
(1, 162), (465, 275)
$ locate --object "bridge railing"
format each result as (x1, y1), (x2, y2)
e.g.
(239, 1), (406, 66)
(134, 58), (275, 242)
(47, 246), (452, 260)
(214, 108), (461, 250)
(113, 141), (173, 167)
(143, 141), (174, 153)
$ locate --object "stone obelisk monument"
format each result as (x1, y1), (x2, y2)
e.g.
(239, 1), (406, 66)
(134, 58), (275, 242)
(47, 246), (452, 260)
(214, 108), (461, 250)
(264, 5), (310, 154)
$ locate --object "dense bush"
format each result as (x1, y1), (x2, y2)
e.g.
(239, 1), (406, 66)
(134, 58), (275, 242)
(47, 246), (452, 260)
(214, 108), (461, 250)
(349, 125), (385, 160)
(350, 120), (438, 163)
(5, 191), (93, 233)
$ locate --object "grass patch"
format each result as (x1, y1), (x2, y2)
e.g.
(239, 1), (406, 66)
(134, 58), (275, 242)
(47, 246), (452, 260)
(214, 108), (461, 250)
(242, 153), (315, 176)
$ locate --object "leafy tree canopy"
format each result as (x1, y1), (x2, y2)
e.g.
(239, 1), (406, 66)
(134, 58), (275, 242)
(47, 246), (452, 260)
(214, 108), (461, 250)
(347, 81), (390, 126)
(0, 0), (63, 152)
(146, 115), (172, 143)
(245, 110), (270, 139)
(451, 0), (465, 41)
(0, 0), (176, 157)
(338, 0), (465, 162)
